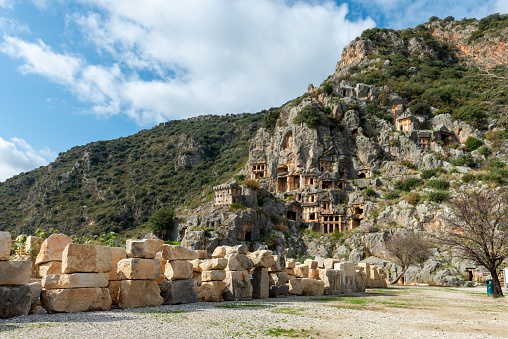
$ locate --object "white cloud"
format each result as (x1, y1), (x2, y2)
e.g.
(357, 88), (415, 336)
(0, 137), (57, 182)
(1, 0), (375, 125)
(495, 0), (508, 13)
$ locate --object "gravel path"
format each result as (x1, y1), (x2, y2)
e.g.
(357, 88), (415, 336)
(1, 286), (507, 338)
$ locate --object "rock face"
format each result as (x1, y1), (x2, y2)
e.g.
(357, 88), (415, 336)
(158, 279), (198, 305)
(62, 244), (112, 274)
(223, 270), (253, 301)
(41, 287), (112, 313)
(0, 261), (32, 285)
(0, 231), (11, 261)
(0, 285), (32, 318)
(35, 234), (72, 265)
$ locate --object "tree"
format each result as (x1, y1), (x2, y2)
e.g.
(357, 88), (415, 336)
(437, 188), (508, 297)
(148, 207), (176, 240)
(386, 232), (432, 284)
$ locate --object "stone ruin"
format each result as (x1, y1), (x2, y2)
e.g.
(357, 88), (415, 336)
(0, 231), (388, 318)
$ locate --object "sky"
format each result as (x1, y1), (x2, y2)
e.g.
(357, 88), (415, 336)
(0, 0), (506, 182)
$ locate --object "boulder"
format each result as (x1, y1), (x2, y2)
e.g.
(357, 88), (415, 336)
(305, 259), (318, 269)
(117, 258), (160, 280)
(269, 272), (288, 286)
(0, 231), (11, 261)
(42, 273), (109, 289)
(108, 247), (127, 281)
(62, 244), (112, 274)
(336, 263), (356, 293)
(320, 269), (341, 295)
(27, 282), (42, 310)
(162, 244), (198, 261)
(285, 258), (296, 269)
(225, 253), (253, 271)
(308, 268), (320, 280)
(164, 260), (193, 280)
(250, 267), (269, 299)
(196, 250), (208, 259)
(288, 278), (303, 295)
(324, 258), (340, 270)
(355, 270), (366, 292)
(248, 250), (274, 268)
(225, 245), (249, 255)
(201, 270), (226, 282)
(126, 239), (163, 259)
(35, 234), (72, 265)
(269, 284), (289, 298)
(199, 281), (225, 302)
(289, 278), (324, 296)
(223, 270), (252, 301)
(0, 284), (31, 318)
(118, 280), (163, 309)
(108, 280), (121, 306)
(199, 258), (228, 271)
(269, 255), (286, 272)
(0, 261), (32, 285)
(159, 279), (198, 305)
(191, 259), (203, 272)
(41, 287), (111, 313)
(38, 261), (62, 277)
(31, 306), (47, 315)
(211, 246), (227, 258)
(294, 264), (309, 278)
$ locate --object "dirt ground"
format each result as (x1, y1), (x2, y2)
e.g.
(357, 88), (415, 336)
(1, 286), (507, 338)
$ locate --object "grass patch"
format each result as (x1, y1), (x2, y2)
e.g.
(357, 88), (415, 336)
(271, 307), (306, 315)
(309, 297), (341, 302)
(265, 327), (310, 337)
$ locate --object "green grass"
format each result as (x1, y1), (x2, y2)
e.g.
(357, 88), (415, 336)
(265, 327), (310, 337)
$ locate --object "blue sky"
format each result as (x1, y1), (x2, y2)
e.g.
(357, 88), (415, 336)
(0, 0), (506, 181)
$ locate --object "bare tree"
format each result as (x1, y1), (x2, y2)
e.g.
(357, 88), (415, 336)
(437, 188), (508, 297)
(386, 232), (433, 284)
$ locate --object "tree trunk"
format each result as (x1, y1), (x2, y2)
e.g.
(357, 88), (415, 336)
(390, 267), (407, 285)
(489, 269), (504, 298)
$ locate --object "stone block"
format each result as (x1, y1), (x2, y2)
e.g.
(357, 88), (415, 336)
(250, 267), (269, 299)
(285, 258), (296, 269)
(305, 259), (318, 269)
(0, 284), (31, 318)
(118, 280), (163, 309)
(199, 258), (228, 271)
(42, 273), (109, 289)
(191, 259), (203, 272)
(127, 239), (163, 259)
(308, 268), (320, 280)
(336, 263), (356, 293)
(269, 271), (288, 286)
(41, 287), (111, 313)
(164, 260), (193, 280)
(62, 244), (112, 274)
(192, 271), (202, 285)
(355, 270), (366, 292)
(223, 270), (252, 301)
(324, 258), (339, 270)
(225, 244), (248, 255)
(108, 247), (127, 281)
(320, 269), (342, 295)
(294, 264), (309, 278)
(38, 261), (62, 277)
(199, 281), (225, 302)
(289, 278), (324, 296)
(161, 244), (197, 261)
(315, 256), (325, 268)
(211, 246), (227, 258)
(158, 279), (198, 305)
(117, 258), (160, 280)
(285, 268), (295, 275)
(24, 236), (43, 257)
(269, 284), (289, 298)
(0, 231), (11, 261)
(248, 250), (274, 268)
(0, 261), (32, 285)
(35, 233), (72, 265)
(27, 282), (42, 311)
(226, 253), (253, 271)
(202, 269), (226, 282)
(108, 280), (121, 306)
(196, 250), (208, 259)
(288, 278), (303, 295)
(269, 255), (286, 272)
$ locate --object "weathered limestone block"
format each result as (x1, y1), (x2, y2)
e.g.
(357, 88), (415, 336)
(196, 250), (208, 259)
(212, 246), (227, 258)
(269, 284), (289, 298)
(117, 258), (160, 280)
(324, 258), (340, 270)
(285, 268), (295, 275)
(24, 236), (43, 257)
(42, 273), (109, 289)
(126, 239), (163, 259)
(305, 259), (319, 269)
(31, 306), (47, 315)
(0, 261), (32, 285)
(158, 279), (198, 305)
(378, 268), (388, 288)
(118, 280), (163, 309)
(199, 258), (228, 271)
(336, 263), (356, 293)
(251, 267), (269, 299)
(289, 278), (324, 296)
(162, 244), (197, 261)
(108, 247), (127, 281)
(269, 255), (286, 272)
(202, 270), (226, 282)
(62, 244), (112, 274)
(0, 284), (31, 318)
(164, 260), (193, 280)
(308, 268), (320, 280)
(28, 282), (42, 311)
(41, 287), (112, 313)
(0, 231), (11, 261)
(294, 264), (309, 278)
(269, 272), (288, 286)
(35, 233), (72, 265)
(287, 274), (296, 281)
(192, 271), (202, 285)
(223, 270), (252, 301)
(315, 256), (325, 268)
(108, 280), (121, 306)
(38, 261), (62, 277)
(355, 270), (366, 292)
(225, 253), (253, 271)
(356, 263), (371, 287)
(191, 259), (203, 272)
(288, 278), (303, 295)
(285, 258), (296, 269)
(248, 250), (274, 268)
(199, 281), (225, 302)
(155, 252), (166, 283)
(225, 244), (248, 255)
(320, 269), (342, 295)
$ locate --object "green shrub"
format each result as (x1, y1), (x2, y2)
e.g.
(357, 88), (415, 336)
(489, 157), (505, 168)
(461, 173), (475, 183)
(421, 169), (438, 179)
(395, 178), (423, 191)
(478, 146), (491, 157)
(263, 108), (280, 131)
(450, 154), (476, 168)
(293, 105), (322, 128)
(149, 207), (176, 240)
(411, 102), (431, 115)
(364, 187), (376, 197)
(425, 179), (450, 190)
(429, 16), (440, 22)
(383, 191), (400, 200)
(452, 106), (484, 127)
(465, 137), (483, 151)
(229, 202), (242, 210)
(243, 179), (260, 190)
(428, 191), (449, 203)
(477, 168), (508, 184)
(406, 193), (421, 205)
(234, 174), (246, 182)
(324, 83), (333, 95)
